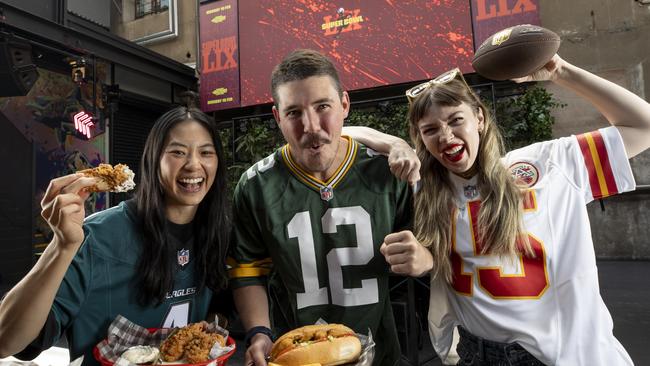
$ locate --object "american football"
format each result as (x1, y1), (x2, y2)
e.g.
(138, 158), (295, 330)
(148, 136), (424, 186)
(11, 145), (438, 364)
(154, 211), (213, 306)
(472, 24), (560, 81)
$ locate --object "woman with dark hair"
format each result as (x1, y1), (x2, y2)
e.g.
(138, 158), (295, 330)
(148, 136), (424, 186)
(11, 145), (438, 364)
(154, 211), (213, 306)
(0, 106), (230, 365)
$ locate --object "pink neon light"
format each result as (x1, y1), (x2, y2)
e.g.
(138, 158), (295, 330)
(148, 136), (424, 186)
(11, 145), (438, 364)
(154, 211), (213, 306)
(73, 111), (94, 139)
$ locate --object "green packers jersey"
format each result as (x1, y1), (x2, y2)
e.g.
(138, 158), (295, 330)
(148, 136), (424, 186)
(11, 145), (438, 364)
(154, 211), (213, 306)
(229, 137), (412, 366)
(25, 201), (212, 365)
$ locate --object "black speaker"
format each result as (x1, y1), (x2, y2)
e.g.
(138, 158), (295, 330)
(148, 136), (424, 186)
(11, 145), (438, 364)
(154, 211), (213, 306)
(0, 35), (39, 97)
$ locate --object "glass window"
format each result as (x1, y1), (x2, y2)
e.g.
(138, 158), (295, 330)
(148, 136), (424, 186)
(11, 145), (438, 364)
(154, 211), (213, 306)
(135, 0), (169, 19)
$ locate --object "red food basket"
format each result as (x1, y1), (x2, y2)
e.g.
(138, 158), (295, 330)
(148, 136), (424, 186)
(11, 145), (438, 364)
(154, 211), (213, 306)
(93, 332), (236, 366)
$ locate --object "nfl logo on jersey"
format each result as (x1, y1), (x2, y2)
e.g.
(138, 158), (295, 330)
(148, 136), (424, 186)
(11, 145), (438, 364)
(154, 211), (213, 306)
(177, 249), (190, 267)
(463, 184), (478, 200)
(320, 186), (334, 201)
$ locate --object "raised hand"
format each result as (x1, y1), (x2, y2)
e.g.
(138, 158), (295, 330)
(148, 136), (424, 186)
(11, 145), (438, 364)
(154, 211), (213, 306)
(0, 173), (99, 356)
(512, 54), (565, 83)
(40, 173), (97, 251)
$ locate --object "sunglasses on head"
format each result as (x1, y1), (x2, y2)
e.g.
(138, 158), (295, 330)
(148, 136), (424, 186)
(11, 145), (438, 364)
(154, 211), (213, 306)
(405, 68), (472, 103)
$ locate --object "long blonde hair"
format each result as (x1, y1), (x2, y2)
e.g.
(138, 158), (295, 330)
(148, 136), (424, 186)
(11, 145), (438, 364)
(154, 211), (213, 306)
(408, 77), (532, 283)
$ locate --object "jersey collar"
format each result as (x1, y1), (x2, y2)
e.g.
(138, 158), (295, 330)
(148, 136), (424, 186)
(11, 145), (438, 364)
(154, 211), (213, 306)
(281, 136), (358, 195)
(449, 171), (480, 204)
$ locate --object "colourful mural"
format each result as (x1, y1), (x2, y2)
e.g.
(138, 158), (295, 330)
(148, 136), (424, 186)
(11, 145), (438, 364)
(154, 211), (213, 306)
(0, 66), (108, 244)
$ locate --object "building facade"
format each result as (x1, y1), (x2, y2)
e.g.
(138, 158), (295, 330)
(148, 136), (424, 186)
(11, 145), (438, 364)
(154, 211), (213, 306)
(0, 0), (196, 293)
(541, 0), (650, 258)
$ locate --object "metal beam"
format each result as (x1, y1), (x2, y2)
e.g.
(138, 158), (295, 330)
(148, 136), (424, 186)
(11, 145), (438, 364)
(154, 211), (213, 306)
(0, 2), (196, 89)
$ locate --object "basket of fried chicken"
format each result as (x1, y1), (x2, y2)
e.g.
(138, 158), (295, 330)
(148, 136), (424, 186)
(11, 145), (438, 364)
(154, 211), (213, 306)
(93, 315), (235, 365)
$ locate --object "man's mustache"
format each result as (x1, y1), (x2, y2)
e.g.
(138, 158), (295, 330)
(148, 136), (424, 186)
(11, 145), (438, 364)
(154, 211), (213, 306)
(300, 133), (331, 148)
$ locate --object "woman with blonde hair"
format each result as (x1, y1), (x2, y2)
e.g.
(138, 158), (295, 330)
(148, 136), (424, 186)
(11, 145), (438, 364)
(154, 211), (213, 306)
(355, 54), (650, 365)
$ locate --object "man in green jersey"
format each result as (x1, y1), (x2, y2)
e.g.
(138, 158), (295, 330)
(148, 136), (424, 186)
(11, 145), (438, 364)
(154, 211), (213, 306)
(229, 49), (433, 366)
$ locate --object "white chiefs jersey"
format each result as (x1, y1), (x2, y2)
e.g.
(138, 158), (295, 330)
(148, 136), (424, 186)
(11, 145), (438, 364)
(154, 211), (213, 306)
(428, 127), (635, 365)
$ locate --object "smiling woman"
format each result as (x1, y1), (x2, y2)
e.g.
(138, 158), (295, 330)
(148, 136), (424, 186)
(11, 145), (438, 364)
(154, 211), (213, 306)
(358, 54), (650, 365)
(159, 119), (219, 224)
(0, 106), (231, 365)
(416, 103), (484, 178)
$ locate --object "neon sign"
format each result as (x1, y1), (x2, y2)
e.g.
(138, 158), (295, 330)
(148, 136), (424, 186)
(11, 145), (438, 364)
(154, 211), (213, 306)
(73, 111), (94, 139)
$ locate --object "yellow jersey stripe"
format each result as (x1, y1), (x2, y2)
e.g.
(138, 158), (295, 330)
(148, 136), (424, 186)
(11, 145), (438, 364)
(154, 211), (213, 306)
(281, 136), (357, 192)
(228, 267), (271, 278)
(324, 136), (354, 186)
(584, 133), (610, 197)
(281, 146), (320, 190)
(332, 138), (358, 188)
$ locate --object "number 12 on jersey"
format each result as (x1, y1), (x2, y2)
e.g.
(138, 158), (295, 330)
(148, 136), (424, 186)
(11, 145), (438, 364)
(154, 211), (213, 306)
(288, 207), (379, 309)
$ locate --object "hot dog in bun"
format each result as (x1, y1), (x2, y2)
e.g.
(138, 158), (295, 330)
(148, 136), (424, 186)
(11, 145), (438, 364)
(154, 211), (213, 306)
(270, 324), (361, 366)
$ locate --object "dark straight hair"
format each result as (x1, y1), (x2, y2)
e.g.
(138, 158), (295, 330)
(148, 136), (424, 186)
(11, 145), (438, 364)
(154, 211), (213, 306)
(134, 106), (230, 306)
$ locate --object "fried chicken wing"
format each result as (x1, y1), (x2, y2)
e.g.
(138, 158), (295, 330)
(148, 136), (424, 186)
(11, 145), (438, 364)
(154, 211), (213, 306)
(159, 323), (205, 362)
(159, 322), (226, 363)
(78, 163), (135, 193)
(184, 332), (224, 363)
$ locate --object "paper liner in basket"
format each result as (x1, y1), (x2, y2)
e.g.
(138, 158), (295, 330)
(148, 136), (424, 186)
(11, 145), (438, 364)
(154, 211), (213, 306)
(95, 314), (234, 365)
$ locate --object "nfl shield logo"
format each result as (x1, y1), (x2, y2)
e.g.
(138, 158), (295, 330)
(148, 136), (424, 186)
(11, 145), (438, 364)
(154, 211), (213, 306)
(463, 185), (478, 200)
(177, 249), (190, 267)
(320, 186), (334, 201)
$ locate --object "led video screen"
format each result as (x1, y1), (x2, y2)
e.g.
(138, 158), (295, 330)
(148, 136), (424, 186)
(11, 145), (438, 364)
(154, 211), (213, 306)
(238, 0), (474, 106)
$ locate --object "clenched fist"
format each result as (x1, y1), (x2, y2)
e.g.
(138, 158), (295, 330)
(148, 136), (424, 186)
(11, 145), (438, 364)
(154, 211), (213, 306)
(380, 230), (433, 277)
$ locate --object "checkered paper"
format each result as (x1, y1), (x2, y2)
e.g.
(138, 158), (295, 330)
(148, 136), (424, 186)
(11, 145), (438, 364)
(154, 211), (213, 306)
(95, 315), (233, 366)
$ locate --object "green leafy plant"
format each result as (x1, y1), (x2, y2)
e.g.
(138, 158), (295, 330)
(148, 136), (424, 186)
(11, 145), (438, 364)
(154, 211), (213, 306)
(491, 86), (566, 150)
(218, 85), (564, 193)
(218, 126), (241, 195)
(345, 101), (410, 142)
(234, 119), (282, 162)
(219, 118), (284, 193)
(344, 86), (564, 152)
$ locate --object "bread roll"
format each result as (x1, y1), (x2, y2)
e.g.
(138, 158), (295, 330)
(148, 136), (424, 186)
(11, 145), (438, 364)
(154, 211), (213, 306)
(271, 324), (361, 366)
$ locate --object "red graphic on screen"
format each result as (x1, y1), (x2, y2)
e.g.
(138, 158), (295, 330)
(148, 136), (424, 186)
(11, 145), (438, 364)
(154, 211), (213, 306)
(239, 0), (474, 107)
(471, 0), (540, 48)
(202, 36), (238, 73)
